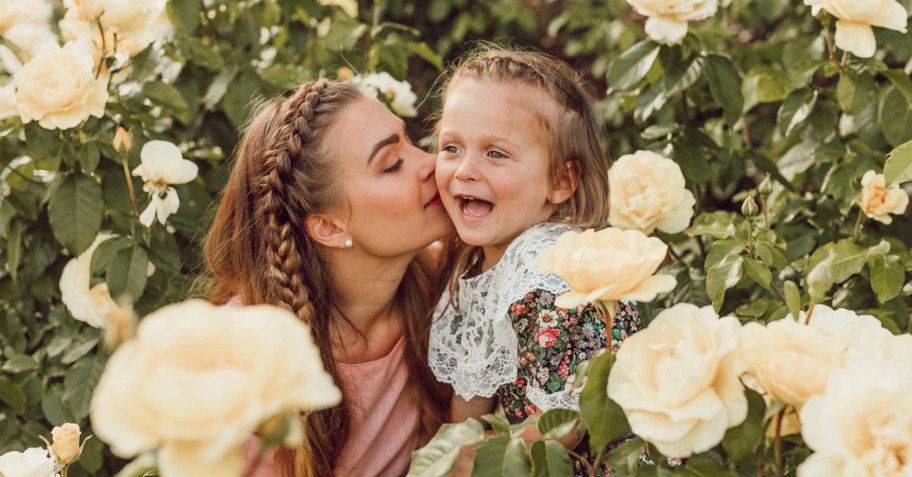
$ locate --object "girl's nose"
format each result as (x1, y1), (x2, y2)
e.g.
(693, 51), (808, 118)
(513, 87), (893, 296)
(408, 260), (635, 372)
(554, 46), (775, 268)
(453, 153), (480, 182)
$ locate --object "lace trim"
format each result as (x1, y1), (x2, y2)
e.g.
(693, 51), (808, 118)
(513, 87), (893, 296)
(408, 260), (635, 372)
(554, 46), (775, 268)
(428, 223), (575, 400)
(526, 386), (582, 412)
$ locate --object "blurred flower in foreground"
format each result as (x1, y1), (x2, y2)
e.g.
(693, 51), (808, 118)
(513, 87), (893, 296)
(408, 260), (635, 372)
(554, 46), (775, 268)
(608, 304), (747, 458)
(90, 299), (342, 477)
(537, 227), (676, 310)
(608, 150), (696, 234)
(857, 170), (909, 224)
(804, 0), (908, 58)
(132, 140), (198, 227)
(799, 361), (912, 477)
(626, 0), (719, 44)
(0, 447), (55, 477)
(349, 71), (418, 117)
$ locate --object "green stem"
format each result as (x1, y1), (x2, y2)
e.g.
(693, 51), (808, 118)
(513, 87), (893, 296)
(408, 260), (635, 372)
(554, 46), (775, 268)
(774, 409), (785, 477)
(590, 448), (607, 477)
(823, 23), (844, 72)
(852, 209), (865, 241)
(747, 220), (755, 258)
(120, 152), (142, 217)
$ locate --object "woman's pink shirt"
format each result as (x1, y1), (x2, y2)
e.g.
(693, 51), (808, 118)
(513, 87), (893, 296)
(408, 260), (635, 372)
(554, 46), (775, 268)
(231, 295), (421, 477)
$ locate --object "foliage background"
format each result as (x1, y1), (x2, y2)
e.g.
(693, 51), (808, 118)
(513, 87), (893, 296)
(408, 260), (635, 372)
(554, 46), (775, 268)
(1, 0), (912, 475)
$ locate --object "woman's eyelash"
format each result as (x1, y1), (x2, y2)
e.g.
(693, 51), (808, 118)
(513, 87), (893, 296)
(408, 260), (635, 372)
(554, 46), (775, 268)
(383, 158), (404, 173)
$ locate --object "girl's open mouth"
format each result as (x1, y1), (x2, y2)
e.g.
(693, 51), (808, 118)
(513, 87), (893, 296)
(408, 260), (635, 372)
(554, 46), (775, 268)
(456, 195), (493, 217)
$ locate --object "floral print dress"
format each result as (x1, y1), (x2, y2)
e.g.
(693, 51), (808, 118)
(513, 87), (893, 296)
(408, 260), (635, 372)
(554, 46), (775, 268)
(497, 293), (640, 475)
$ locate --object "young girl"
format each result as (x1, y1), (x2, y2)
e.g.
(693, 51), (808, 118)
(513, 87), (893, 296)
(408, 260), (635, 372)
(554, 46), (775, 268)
(428, 49), (641, 474)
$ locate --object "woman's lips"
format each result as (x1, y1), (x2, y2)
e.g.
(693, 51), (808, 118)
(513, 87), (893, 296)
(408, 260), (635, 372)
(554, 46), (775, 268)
(425, 192), (442, 208)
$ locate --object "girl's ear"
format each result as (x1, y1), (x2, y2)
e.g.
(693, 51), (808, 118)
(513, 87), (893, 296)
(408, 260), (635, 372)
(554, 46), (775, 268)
(305, 214), (351, 249)
(547, 160), (580, 205)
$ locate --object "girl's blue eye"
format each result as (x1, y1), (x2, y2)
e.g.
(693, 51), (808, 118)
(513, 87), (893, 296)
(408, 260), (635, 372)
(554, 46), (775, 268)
(442, 145), (460, 154)
(383, 158), (404, 173)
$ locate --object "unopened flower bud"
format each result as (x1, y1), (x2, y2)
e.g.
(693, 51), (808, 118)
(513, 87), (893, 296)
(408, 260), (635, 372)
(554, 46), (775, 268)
(51, 423), (81, 465)
(336, 67), (354, 81)
(758, 175), (773, 196)
(113, 127), (132, 154)
(742, 195), (759, 218)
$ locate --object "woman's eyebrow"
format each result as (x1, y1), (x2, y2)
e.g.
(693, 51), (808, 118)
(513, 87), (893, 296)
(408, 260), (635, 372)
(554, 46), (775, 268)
(367, 133), (400, 164)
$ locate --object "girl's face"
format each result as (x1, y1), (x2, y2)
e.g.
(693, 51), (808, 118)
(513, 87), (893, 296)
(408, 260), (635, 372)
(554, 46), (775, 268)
(436, 79), (566, 268)
(331, 95), (453, 258)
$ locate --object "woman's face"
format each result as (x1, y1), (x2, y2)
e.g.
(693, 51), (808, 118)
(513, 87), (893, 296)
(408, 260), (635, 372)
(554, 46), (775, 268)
(328, 95), (453, 258)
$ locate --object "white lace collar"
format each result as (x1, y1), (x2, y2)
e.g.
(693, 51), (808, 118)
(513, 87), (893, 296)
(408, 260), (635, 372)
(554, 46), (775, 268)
(428, 223), (576, 402)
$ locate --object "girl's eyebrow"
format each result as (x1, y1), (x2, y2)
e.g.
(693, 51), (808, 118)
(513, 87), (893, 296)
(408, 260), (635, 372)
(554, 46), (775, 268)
(367, 134), (400, 164)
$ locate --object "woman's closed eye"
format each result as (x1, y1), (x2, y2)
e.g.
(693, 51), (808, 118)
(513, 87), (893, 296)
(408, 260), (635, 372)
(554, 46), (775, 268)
(383, 158), (404, 173)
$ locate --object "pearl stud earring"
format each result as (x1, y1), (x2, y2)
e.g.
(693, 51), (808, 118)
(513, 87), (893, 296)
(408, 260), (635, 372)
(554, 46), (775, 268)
(344, 239), (353, 248)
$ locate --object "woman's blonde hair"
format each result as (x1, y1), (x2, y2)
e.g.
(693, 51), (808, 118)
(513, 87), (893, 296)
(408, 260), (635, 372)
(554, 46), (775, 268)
(205, 79), (450, 476)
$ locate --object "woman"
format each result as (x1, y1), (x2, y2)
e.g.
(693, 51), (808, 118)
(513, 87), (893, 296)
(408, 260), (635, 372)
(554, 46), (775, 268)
(204, 79), (453, 476)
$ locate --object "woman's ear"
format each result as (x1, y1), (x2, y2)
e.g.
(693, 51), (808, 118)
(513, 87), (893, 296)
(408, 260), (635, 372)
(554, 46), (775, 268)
(547, 160), (581, 205)
(305, 215), (351, 249)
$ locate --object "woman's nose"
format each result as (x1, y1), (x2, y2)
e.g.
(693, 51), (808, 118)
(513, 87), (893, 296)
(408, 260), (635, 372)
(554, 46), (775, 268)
(416, 148), (436, 181)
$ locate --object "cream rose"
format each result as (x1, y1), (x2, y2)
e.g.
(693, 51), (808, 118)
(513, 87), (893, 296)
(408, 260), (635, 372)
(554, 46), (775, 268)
(59, 233), (124, 328)
(626, 0), (718, 44)
(739, 315), (844, 409)
(798, 361), (912, 477)
(51, 423), (82, 465)
(349, 71), (418, 117)
(803, 305), (896, 364)
(90, 299), (342, 477)
(14, 40), (108, 130)
(537, 227), (676, 309)
(857, 170), (909, 224)
(61, 0), (168, 56)
(0, 448), (55, 477)
(608, 150), (696, 234)
(804, 0), (908, 58)
(607, 304), (747, 457)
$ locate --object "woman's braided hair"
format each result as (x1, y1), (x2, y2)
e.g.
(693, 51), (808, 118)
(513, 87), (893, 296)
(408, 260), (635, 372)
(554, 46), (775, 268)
(205, 79), (449, 476)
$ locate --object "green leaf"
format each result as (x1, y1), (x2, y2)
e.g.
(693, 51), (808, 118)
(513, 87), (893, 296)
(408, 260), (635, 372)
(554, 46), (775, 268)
(807, 240), (868, 301)
(704, 55), (743, 125)
(61, 337), (99, 365)
(404, 41), (443, 71)
(536, 408), (578, 440)
(77, 434), (104, 473)
(530, 441), (572, 477)
(407, 420), (485, 477)
(672, 136), (711, 184)
(78, 143), (100, 174)
(777, 89), (817, 137)
(881, 88), (912, 148)
(869, 255), (904, 303)
(167, 0), (201, 34)
(62, 354), (106, 421)
(90, 236), (133, 277)
(882, 69), (912, 106)
(0, 375), (27, 412)
(482, 414), (512, 437)
(471, 436), (531, 477)
(837, 70), (876, 115)
(679, 455), (739, 477)
(143, 81), (190, 118)
(664, 56), (705, 98)
(778, 140), (817, 182)
(884, 139), (912, 188)
(602, 437), (645, 474)
(742, 257), (772, 289)
(722, 388), (766, 463)
(2, 353), (39, 373)
(106, 243), (149, 304)
(784, 280), (801, 320)
(579, 351), (628, 450)
(687, 211), (739, 239)
(7, 220), (22, 282)
(180, 36), (225, 70)
(704, 239), (744, 310)
(606, 41), (661, 91)
(41, 384), (75, 425)
(48, 174), (104, 255)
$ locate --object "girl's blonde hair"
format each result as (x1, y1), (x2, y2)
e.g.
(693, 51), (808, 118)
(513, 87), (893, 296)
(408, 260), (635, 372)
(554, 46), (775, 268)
(205, 79), (450, 476)
(438, 46), (610, 229)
